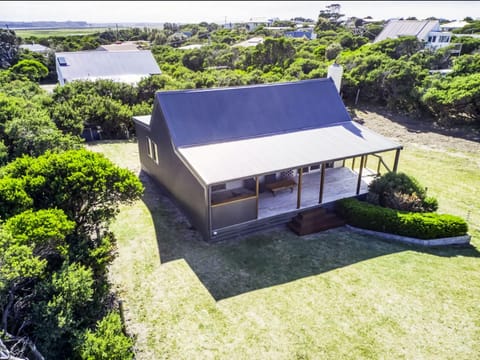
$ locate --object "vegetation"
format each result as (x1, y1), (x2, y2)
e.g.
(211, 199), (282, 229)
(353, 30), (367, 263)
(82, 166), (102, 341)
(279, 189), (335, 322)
(0, 4), (479, 357)
(0, 149), (143, 358)
(336, 198), (468, 239)
(90, 140), (480, 359)
(367, 172), (438, 212)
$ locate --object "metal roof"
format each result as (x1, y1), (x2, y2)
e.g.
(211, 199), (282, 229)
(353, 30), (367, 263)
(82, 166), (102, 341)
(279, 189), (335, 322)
(178, 121), (401, 185)
(55, 50), (161, 83)
(156, 78), (352, 148)
(20, 44), (50, 53)
(133, 115), (151, 127)
(374, 20), (439, 43)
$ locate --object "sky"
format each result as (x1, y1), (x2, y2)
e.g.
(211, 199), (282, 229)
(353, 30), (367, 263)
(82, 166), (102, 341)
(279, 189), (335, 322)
(1, 1), (477, 24)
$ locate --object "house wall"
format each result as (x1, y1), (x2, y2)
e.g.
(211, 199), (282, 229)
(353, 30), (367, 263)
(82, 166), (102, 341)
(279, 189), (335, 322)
(211, 197), (257, 229)
(135, 105), (209, 240)
(55, 62), (65, 85)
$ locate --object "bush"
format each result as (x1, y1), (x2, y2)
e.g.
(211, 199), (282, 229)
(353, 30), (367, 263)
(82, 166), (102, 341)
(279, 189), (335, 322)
(78, 311), (134, 360)
(367, 172), (438, 212)
(336, 198), (468, 239)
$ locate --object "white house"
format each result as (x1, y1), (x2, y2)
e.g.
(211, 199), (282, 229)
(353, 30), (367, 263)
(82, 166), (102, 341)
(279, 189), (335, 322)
(440, 20), (469, 31)
(245, 17), (272, 32)
(375, 20), (453, 50)
(55, 50), (161, 86)
(19, 43), (51, 54)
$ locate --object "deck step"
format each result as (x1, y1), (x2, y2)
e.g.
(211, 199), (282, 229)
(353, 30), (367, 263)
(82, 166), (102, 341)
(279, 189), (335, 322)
(288, 208), (345, 236)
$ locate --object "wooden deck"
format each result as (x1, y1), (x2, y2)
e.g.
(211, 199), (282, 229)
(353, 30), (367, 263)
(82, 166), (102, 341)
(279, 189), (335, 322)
(258, 167), (376, 219)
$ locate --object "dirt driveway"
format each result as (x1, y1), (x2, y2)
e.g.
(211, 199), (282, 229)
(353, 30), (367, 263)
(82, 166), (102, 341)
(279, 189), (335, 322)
(350, 105), (480, 154)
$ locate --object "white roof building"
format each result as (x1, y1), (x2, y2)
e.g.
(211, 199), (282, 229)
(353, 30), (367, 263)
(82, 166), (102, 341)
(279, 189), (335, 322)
(375, 20), (453, 50)
(55, 50), (161, 86)
(19, 43), (51, 54)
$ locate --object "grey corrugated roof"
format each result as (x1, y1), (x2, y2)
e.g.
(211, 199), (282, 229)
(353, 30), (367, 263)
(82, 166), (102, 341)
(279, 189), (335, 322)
(374, 20), (439, 43)
(156, 78), (352, 148)
(55, 50), (161, 83)
(179, 121), (401, 185)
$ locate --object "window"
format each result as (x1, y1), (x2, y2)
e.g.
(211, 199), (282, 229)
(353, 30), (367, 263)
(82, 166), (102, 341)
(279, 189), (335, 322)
(439, 36), (450, 43)
(211, 183), (226, 192)
(146, 136), (158, 164)
(57, 57), (67, 66)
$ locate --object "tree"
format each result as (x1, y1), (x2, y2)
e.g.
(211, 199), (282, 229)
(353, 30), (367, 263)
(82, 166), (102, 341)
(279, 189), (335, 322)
(182, 48), (207, 71)
(1, 148), (144, 237)
(78, 311), (134, 360)
(32, 262), (95, 358)
(421, 72), (480, 123)
(367, 172), (438, 212)
(0, 147), (143, 358)
(3, 209), (75, 261)
(9, 59), (48, 82)
(4, 107), (81, 159)
(0, 209), (76, 359)
(325, 42), (343, 61)
(249, 37), (296, 70)
(452, 53), (480, 75)
(0, 29), (19, 69)
(0, 178), (33, 219)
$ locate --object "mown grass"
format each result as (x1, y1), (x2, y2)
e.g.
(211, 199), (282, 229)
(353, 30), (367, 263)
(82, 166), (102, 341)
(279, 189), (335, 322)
(15, 27), (114, 38)
(88, 140), (480, 359)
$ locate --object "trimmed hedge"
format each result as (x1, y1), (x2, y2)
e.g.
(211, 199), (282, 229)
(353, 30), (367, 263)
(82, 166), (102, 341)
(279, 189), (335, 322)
(336, 198), (468, 240)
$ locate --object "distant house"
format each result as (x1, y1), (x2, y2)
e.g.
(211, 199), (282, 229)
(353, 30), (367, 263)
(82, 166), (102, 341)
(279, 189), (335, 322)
(374, 20), (452, 50)
(284, 30), (317, 40)
(440, 20), (469, 31)
(178, 44), (206, 50)
(245, 17), (272, 32)
(232, 37), (264, 48)
(97, 41), (147, 51)
(19, 43), (51, 54)
(133, 77), (402, 242)
(55, 50), (161, 85)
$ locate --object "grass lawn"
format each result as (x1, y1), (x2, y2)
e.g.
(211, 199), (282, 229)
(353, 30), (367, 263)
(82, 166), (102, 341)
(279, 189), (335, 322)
(88, 140), (480, 359)
(15, 27), (115, 38)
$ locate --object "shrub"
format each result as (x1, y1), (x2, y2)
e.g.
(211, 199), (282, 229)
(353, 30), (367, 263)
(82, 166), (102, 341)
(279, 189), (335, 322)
(367, 172), (438, 212)
(78, 311), (134, 360)
(336, 198), (468, 239)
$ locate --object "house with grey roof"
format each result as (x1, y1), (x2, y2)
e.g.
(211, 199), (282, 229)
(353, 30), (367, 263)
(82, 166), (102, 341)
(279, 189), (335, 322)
(374, 20), (452, 50)
(96, 41), (147, 51)
(133, 75), (402, 242)
(55, 50), (161, 85)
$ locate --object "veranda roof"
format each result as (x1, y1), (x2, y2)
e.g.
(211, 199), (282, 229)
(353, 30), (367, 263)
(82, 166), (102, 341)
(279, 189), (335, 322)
(178, 120), (401, 185)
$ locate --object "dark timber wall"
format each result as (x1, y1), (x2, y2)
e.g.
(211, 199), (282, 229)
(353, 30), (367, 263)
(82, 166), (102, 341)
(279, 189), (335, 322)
(135, 104), (209, 239)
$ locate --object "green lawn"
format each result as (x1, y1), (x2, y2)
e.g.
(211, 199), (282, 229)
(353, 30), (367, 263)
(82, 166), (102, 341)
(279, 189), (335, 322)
(88, 140), (480, 359)
(16, 27), (114, 38)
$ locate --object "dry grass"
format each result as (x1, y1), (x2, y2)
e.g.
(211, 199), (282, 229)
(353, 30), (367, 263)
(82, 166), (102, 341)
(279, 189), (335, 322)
(87, 128), (480, 359)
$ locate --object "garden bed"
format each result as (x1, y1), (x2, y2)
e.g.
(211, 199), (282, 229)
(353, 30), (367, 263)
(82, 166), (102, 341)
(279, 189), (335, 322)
(346, 225), (471, 247)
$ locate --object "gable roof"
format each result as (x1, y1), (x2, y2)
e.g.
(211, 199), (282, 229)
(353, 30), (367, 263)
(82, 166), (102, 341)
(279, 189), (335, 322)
(55, 50), (161, 84)
(156, 78), (352, 148)
(140, 79), (402, 185)
(374, 20), (440, 43)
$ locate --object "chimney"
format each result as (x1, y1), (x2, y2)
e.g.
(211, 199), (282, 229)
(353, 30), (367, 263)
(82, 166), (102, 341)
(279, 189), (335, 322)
(327, 63), (343, 93)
